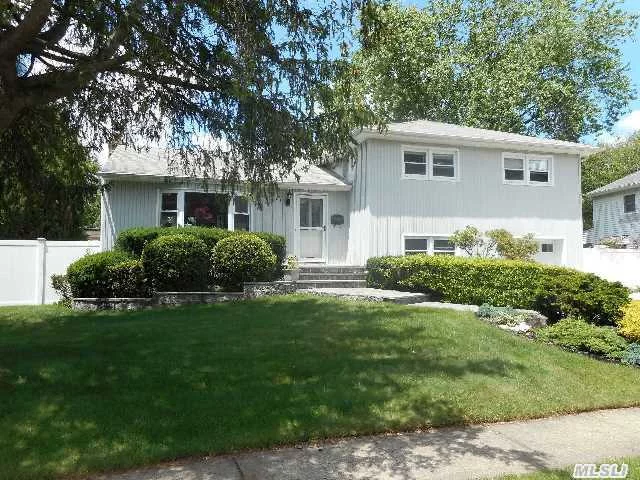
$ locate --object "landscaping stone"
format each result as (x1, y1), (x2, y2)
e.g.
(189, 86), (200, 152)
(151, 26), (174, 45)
(155, 291), (244, 306)
(300, 287), (429, 304)
(72, 298), (152, 311)
(244, 281), (297, 298)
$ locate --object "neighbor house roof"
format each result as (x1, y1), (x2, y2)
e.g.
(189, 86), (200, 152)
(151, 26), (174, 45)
(588, 170), (640, 197)
(352, 120), (597, 156)
(99, 146), (351, 191)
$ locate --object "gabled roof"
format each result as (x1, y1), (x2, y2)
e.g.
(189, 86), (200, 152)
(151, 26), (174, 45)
(353, 120), (597, 156)
(99, 146), (351, 191)
(588, 170), (640, 197)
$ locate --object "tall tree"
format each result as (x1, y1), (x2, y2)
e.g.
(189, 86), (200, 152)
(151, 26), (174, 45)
(0, 105), (99, 239)
(0, 0), (371, 194)
(582, 134), (640, 229)
(345, 0), (637, 141)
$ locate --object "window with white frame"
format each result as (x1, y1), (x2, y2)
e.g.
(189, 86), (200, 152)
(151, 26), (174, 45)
(159, 191), (250, 231)
(233, 196), (250, 231)
(403, 151), (428, 176)
(624, 194), (636, 213)
(503, 153), (552, 185)
(404, 237), (429, 255)
(160, 192), (178, 227)
(404, 236), (456, 256)
(403, 147), (458, 180)
(503, 154), (525, 182)
(540, 243), (554, 253)
(431, 150), (457, 179)
(528, 156), (551, 184)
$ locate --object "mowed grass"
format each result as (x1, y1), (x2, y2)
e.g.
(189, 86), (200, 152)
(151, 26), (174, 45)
(1, 295), (640, 479)
(497, 457), (640, 479)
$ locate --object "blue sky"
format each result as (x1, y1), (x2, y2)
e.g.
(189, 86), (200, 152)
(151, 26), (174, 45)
(394, 0), (640, 144)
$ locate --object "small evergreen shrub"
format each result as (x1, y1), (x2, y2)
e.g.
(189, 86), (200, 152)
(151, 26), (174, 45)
(366, 255), (629, 325)
(623, 343), (640, 366)
(142, 235), (210, 291)
(535, 318), (628, 360)
(67, 251), (133, 298)
(51, 274), (72, 307)
(107, 259), (149, 297)
(211, 234), (277, 291)
(618, 301), (640, 342)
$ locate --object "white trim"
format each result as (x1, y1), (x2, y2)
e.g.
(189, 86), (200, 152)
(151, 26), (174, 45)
(526, 154), (554, 186)
(401, 145), (460, 182)
(294, 192), (328, 263)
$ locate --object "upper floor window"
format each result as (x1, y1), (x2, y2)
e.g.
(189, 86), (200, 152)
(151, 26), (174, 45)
(403, 151), (427, 176)
(624, 194), (637, 213)
(503, 153), (553, 186)
(402, 147), (459, 181)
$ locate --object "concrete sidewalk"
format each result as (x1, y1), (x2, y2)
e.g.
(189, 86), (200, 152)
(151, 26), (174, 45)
(97, 407), (640, 480)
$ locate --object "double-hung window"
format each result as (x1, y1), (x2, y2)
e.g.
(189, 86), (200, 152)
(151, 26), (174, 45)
(403, 151), (428, 177)
(402, 147), (459, 180)
(160, 193), (178, 227)
(232, 197), (250, 231)
(624, 194), (637, 213)
(403, 236), (456, 256)
(503, 153), (552, 185)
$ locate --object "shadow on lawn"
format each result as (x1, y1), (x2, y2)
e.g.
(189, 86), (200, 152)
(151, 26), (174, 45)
(0, 296), (537, 479)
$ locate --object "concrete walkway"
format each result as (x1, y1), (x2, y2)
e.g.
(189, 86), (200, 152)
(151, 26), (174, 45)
(97, 407), (640, 480)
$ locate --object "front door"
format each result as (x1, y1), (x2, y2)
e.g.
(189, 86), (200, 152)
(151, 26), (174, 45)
(296, 194), (327, 262)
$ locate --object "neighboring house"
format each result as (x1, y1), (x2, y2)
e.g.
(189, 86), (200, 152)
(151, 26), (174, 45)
(99, 120), (595, 267)
(589, 170), (640, 244)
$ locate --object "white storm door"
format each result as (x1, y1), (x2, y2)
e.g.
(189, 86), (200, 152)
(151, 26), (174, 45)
(296, 194), (327, 262)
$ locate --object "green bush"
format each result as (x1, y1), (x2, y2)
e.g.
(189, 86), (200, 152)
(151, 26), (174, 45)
(115, 226), (285, 277)
(142, 235), (210, 291)
(107, 259), (149, 297)
(66, 251), (133, 298)
(211, 234), (277, 291)
(51, 274), (72, 307)
(366, 255), (629, 325)
(535, 318), (629, 360)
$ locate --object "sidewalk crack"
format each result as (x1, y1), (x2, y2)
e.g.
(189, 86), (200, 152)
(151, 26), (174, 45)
(232, 457), (246, 480)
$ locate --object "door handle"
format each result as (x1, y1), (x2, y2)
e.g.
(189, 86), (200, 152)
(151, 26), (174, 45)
(323, 225), (326, 231)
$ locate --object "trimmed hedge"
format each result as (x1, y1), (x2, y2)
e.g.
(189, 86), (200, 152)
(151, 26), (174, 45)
(67, 251), (133, 298)
(211, 234), (277, 291)
(367, 255), (630, 325)
(115, 226), (286, 278)
(142, 235), (210, 292)
(107, 259), (149, 298)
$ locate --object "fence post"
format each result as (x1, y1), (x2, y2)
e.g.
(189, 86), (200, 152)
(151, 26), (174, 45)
(35, 238), (46, 305)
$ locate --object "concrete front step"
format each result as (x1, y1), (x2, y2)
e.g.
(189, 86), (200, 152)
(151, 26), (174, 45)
(298, 272), (366, 281)
(299, 265), (367, 275)
(295, 279), (368, 289)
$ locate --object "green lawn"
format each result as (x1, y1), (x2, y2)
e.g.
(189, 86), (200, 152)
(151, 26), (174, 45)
(497, 457), (640, 479)
(1, 295), (640, 479)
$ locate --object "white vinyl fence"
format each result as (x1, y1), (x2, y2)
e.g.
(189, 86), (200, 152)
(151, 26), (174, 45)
(0, 239), (101, 305)
(581, 247), (640, 289)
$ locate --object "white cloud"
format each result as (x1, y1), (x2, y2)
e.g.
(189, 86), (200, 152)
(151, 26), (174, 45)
(616, 109), (640, 135)
(593, 109), (640, 146)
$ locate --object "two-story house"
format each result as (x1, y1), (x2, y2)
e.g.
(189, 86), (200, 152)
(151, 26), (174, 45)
(589, 170), (640, 244)
(99, 120), (595, 268)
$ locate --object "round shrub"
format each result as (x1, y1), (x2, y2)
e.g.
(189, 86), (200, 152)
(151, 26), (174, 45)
(66, 251), (132, 298)
(142, 235), (210, 291)
(107, 259), (149, 298)
(211, 234), (277, 291)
